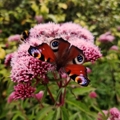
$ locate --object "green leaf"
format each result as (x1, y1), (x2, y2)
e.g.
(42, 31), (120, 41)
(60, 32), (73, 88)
(36, 106), (53, 120)
(61, 107), (69, 120)
(69, 112), (79, 120)
(12, 111), (25, 120)
(72, 86), (95, 95)
(66, 99), (96, 117)
(52, 108), (60, 120)
(43, 111), (55, 120)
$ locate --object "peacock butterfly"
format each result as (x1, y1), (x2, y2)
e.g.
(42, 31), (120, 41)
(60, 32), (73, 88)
(28, 38), (90, 86)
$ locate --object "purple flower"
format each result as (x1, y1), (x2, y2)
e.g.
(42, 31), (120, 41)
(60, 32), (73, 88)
(98, 32), (115, 42)
(8, 34), (21, 42)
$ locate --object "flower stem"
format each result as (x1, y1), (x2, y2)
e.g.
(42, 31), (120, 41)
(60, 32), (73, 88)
(46, 85), (55, 103)
(18, 102), (29, 120)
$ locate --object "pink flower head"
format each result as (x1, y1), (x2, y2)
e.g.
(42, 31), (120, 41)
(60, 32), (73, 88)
(69, 38), (102, 62)
(98, 32), (115, 42)
(87, 67), (92, 74)
(58, 22), (94, 42)
(10, 43), (52, 83)
(110, 45), (119, 51)
(97, 108), (120, 120)
(4, 53), (13, 67)
(109, 107), (120, 119)
(97, 110), (108, 120)
(89, 91), (97, 98)
(7, 92), (16, 103)
(13, 83), (36, 100)
(8, 34), (21, 42)
(35, 91), (44, 100)
(35, 15), (44, 23)
(30, 22), (60, 38)
(9, 22), (102, 101)
(28, 22), (101, 62)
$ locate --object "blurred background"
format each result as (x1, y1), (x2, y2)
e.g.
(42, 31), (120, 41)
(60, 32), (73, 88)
(0, 0), (120, 120)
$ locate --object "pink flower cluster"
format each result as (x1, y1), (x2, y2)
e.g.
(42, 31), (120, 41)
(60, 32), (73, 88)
(98, 32), (115, 42)
(98, 107), (120, 120)
(29, 22), (102, 62)
(7, 22), (102, 101)
(8, 34), (21, 42)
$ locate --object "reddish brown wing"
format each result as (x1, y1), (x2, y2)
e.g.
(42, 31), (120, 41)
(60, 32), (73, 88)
(28, 43), (56, 63)
(50, 38), (70, 60)
(56, 38), (70, 58)
(65, 64), (90, 86)
(65, 45), (85, 65)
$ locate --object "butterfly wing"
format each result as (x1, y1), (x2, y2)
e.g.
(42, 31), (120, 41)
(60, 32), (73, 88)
(28, 43), (56, 63)
(63, 45), (89, 86)
(65, 64), (89, 86)
(28, 38), (90, 86)
(49, 38), (70, 60)
(50, 38), (89, 86)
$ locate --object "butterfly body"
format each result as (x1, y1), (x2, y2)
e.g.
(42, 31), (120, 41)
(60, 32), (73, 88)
(28, 38), (90, 86)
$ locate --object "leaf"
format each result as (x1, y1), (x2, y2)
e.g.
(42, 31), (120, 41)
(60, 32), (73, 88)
(72, 86), (95, 95)
(12, 111), (25, 120)
(69, 112), (79, 120)
(36, 106), (53, 120)
(66, 99), (96, 117)
(44, 111), (55, 120)
(52, 108), (60, 120)
(61, 107), (69, 120)
(58, 3), (67, 9)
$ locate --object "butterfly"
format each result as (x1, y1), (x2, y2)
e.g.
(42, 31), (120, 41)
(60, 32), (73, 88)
(28, 38), (90, 86)
(20, 30), (29, 42)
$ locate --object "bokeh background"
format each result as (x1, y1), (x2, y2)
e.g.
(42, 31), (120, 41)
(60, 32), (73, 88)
(0, 0), (120, 120)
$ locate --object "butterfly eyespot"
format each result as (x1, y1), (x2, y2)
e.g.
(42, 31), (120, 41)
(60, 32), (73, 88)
(74, 54), (85, 64)
(28, 46), (41, 59)
(33, 51), (41, 58)
(75, 75), (89, 86)
(50, 40), (59, 51)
